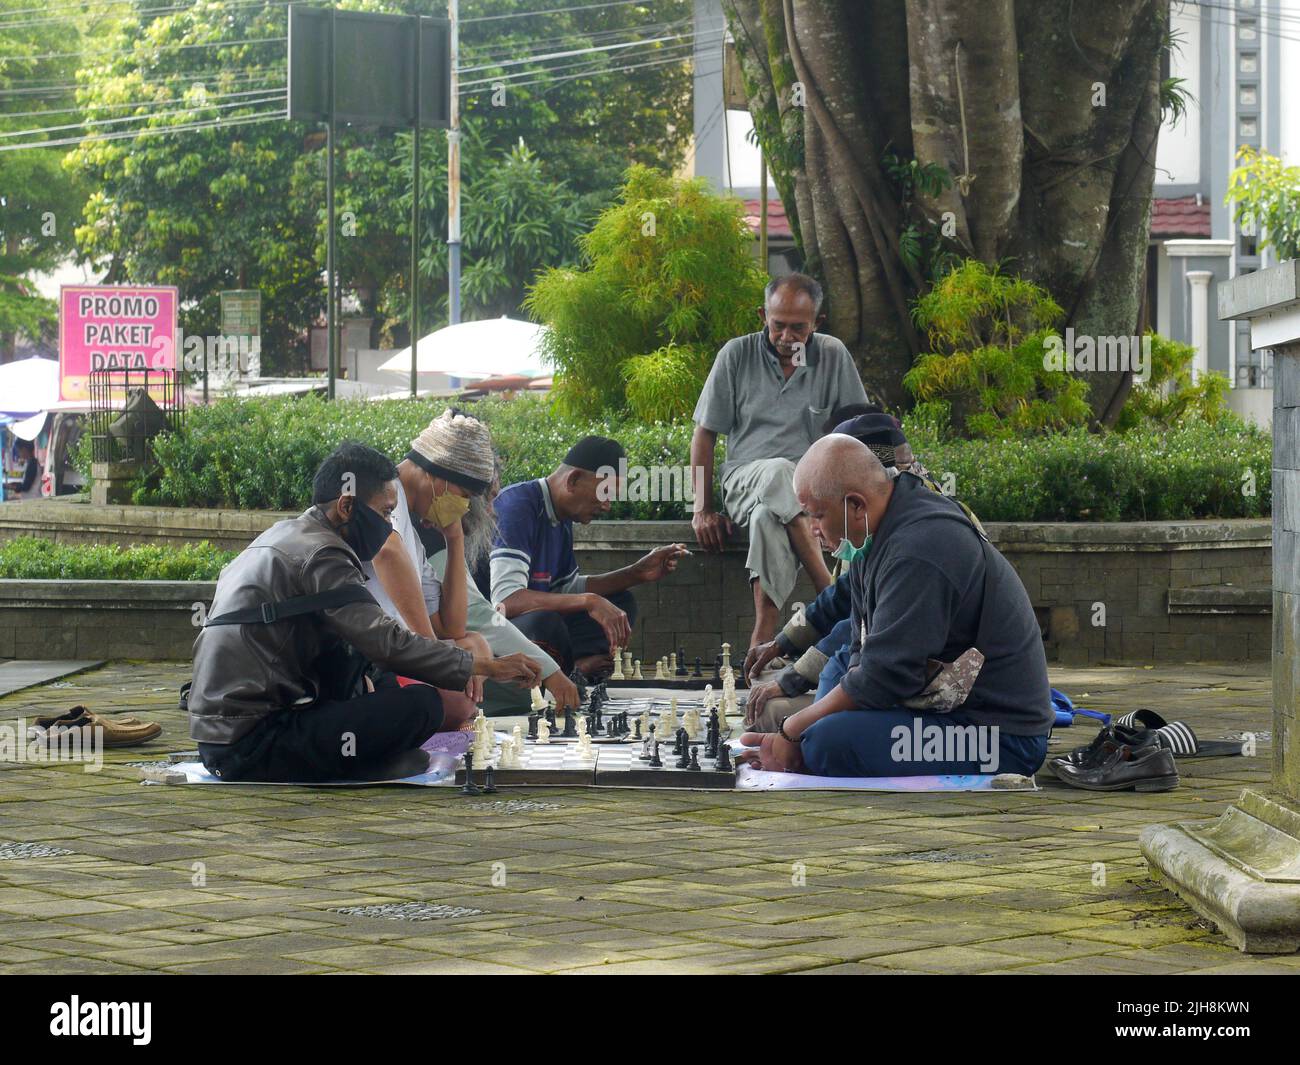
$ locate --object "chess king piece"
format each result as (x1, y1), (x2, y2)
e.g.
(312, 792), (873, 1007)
(536, 715), (552, 744)
(610, 648), (625, 680)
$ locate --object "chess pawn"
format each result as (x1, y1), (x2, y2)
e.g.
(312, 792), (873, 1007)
(498, 737), (514, 768)
(610, 649), (625, 681)
(512, 724), (524, 751)
(633, 660), (643, 680)
(669, 652), (678, 675)
(536, 716), (552, 744)
(655, 659), (666, 681)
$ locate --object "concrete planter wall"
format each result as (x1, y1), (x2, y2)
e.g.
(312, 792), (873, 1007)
(0, 500), (1272, 664)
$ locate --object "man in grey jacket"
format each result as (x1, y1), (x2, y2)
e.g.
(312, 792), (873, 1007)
(189, 443), (540, 782)
(738, 435), (1052, 778)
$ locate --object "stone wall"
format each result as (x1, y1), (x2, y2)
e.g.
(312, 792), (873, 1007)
(0, 501), (1273, 664)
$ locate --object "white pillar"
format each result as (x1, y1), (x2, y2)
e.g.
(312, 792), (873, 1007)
(1186, 270), (1213, 383)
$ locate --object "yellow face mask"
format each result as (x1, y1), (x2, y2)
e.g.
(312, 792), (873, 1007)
(427, 485), (470, 527)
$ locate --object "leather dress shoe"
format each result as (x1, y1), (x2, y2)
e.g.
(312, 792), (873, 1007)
(1051, 742), (1179, 791)
(1052, 723), (1161, 769)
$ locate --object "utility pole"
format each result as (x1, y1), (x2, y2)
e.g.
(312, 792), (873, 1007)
(326, 5), (337, 400)
(447, 0), (461, 326)
(410, 14), (422, 398)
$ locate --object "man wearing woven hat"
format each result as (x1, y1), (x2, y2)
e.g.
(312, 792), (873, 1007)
(367, 410), (581, 715)
(491, 435), (689, 678)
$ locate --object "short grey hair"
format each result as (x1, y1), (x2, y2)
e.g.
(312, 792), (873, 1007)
(765, 272), (824, 314)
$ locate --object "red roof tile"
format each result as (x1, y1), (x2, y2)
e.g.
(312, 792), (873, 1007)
(1151, 195), (1211, 238)
(742, 198), (793, 240)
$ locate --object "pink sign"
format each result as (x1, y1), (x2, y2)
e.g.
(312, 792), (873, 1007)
(59, 285), (178, 401)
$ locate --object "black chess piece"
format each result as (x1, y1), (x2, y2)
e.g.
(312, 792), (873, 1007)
(562, 708), (578, 739)
(649, 741), (663, 768)
(460, 752), (482, 796)
(527, 713), (539, 740)
(568, 668), (588, 700)
(545, 706), (557, 731)
(713, 654), (723, 682)
(482, 765), (498, 794)
(688, 745), (701, 771)
(673, 727), (686, 756)
(693, 656), (703, 678)
(716, 743), (733, 771)
(675, 742), (690, 769)
(676, 647), (688, 677)
(633, 716), (642, 740)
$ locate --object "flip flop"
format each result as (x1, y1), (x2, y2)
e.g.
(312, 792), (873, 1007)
(1114, 708), (1245, 758)
(1050, 688), (1112, 728)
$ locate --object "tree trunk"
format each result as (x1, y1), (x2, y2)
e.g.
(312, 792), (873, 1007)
(724, 0), (1167, 422)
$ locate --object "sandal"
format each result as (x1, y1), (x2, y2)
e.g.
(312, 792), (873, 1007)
(1114, 708), (1245, 758)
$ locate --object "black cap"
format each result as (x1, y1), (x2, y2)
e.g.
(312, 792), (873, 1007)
(563, 435), (626, 473)
(833, 414), (909, 468)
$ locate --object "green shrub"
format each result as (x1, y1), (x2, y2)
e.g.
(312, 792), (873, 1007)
(903, 260), (1090, 438)
(133, 392), (722, 520)
(525, 165), (767, 418)
(115, 391), (1271, 522)
(906, 418), (1272, 522)
(0, 537), (234, 580)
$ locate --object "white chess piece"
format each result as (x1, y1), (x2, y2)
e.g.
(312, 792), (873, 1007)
(512, 724), (524, 751)
(639, 710), (652, 740)
(536, 716), (551, 744)
(576, 714), (588, 739)
(611, 648), (624, 680)
(633, 659), (643, 680)
(703, 684), (716, 710)
(623, 650), (634, 676)
(720, 642), (732, 677)
(669, 652), (678, 674)
(530, 686), (547, 711)
(577, 734), (594, 761)
(498, 737), (514, 768)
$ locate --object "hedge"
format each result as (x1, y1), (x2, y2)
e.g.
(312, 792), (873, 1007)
(0, 537), (234, 581)
(99, 393), (1272, 522)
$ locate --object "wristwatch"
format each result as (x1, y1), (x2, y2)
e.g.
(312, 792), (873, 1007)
(777, 717), (803, 744)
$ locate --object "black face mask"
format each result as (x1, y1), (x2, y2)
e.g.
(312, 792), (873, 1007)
(341, 500), (391, 562)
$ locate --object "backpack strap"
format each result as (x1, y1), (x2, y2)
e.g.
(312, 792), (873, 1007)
(204, 584), (377, 626)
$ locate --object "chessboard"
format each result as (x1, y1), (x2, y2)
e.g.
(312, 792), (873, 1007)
(455, 737), (737, 790)
(603, 675), (747, 691)
(520, 693), (744, 745)
(605, 645), (748, 690)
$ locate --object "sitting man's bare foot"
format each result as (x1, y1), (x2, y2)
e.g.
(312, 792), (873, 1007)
(574, 653), (613, 680)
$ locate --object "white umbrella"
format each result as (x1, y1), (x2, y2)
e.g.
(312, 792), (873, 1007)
(378, 316), (549, 379)
(0, 357), (60, 417)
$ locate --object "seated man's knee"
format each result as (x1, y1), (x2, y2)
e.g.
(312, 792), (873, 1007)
(405, 684), (445, 737)
(754, 459), (796, 497)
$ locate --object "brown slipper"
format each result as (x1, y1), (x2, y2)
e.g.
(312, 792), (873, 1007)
(30, 708), (161, 748)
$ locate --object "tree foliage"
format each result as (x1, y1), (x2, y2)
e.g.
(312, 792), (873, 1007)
(1227, 146), (1300, 263)
(525, 166), (767, 421)
(0, 0), (88, 360)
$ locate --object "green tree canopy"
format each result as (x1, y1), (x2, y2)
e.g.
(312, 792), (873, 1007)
(526, 165), (767, 421)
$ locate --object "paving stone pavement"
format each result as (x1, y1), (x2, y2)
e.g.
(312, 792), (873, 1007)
(0, 660), (1292, 975)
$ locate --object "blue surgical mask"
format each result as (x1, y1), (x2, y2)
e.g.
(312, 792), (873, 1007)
(831, 496), (870, 563)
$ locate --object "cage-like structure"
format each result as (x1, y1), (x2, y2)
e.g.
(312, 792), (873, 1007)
(89, 367), (185, 465)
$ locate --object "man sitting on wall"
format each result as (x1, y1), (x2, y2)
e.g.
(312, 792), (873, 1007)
(737, 434), (1052, 778)
(690, 273), (870, 653)
(490, 435), (688, 678)
(188, 442), (540, 783)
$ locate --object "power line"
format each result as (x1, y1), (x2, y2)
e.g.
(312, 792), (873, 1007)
(464, 47), (717, 96)
(0, 90), (283, 138)
(462, 0), (666, 24)
(0, 84), (284, 120)
(0, 106), (287, 151)
(460, 27), (702, 73)
(12, 33), (288, 63)
(0, 66), (285, 98)
(0, 0), (288, 32)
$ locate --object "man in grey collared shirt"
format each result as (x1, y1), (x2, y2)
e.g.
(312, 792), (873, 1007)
(691, 273), (869, 651)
